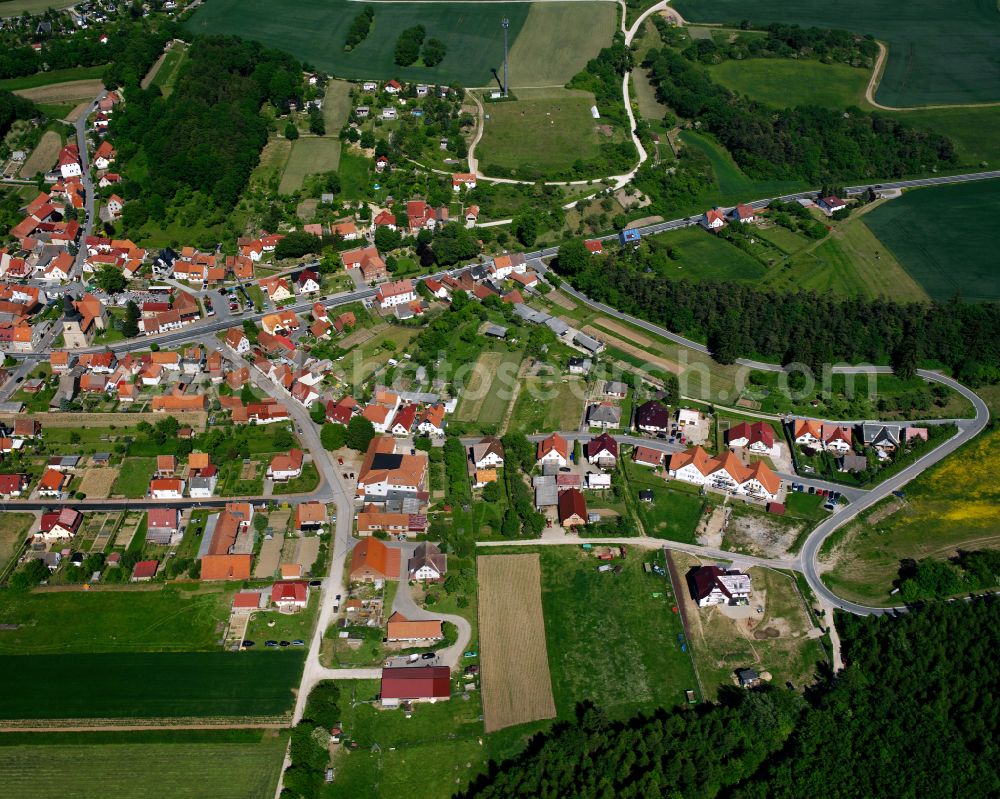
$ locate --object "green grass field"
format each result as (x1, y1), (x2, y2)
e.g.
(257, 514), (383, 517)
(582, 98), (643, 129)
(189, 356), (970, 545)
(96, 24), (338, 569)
(505, 2), (617, 87)
(823, 428), (1000, 606)
(0, 65), (106, 90)
(148, 46), (188, 97)
(0, 652), (304, 720)
(674, 0), (1000, 107)
(646, 225), (768, 284)
(477, 88), (602, 175)
(507, 376), (586, 434)
(0, 513), (32, 573)
(112, 457), (156, 498)
(189, 0), (536, 86)
(279, 137), (343, 194)
(454, 348), (521, 428)
(625, 458), (704, 543)
(709, 58), (870, 109)
(0, 587), (234, 654)
(537, 547), (700, 716)
(862, 180), (1000, 302)
(760, 210), (930, 302)
(324, 680), (489, 799)
(1, 736), (286, 799)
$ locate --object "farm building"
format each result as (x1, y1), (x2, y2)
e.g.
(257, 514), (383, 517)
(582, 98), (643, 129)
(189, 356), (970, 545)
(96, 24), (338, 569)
(380, 666), (451, 707)
(350, 537), (401, 583)
(386, 612), (443, 642)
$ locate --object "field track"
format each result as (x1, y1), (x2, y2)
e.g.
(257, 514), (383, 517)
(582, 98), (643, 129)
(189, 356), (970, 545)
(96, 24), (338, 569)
(477, 553), (556, 732)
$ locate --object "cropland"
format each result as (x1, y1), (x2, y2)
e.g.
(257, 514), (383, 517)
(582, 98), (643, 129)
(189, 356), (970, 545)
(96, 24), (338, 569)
(862, 180), (1000, 302)
(674, 0), (1000, 107)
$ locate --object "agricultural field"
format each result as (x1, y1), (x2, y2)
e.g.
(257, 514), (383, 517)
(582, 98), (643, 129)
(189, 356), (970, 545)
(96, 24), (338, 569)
(12, 78), (104, 105)
(477, 88), (602, 176)
(0, 651), (304, 720)
(188, 0), (536, 86)
(505, 2), (617, 87)
(674, 554), (828, 699)
(454, 349), (521, 427)
(477, 554), (556, 732)
(538, 547), (700, 716)
(708, 59), (870, 109)
(0, 587), (234, 654)
(0, 65), (105, 91)
(1, 735), (286, 799)
(325, 680), (490, 799)
(643, 224), (768, 284)
(0, 513), (32, 573)
(19, 130), (62, 178)
(278, 137), (343, 194)
(674, 0), (1000, 106)
(821, 428), (1000, 607)
(862, 180), (1000, 302)
(507, 375), (586, 434)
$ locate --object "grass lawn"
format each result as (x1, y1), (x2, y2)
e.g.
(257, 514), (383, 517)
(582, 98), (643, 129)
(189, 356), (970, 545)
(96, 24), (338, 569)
(887, 106), (1000, 169)
(337, 150), (374, 200)
(0, 65), (106, 91)
(477, 88), (602, 176)
(0, 586), (235, 654)
(0, 513), (32, 573)
(271, 461), (321, 495)
(709, 58), (869, 109)
(625, 458), (705, 543)
(507, 376), (586, 434)
(278, 137), (343, 194)
(537, 546), (699, 717)
(454, 348), (521, 428)
(646, 224), (768, 284)
(822, 427), (1000, 606)
(760, 210), (930, 301)
(244, 595), (318, 644)
(862, 180), (1000, 302)
(674, 0), (1000, 107)
(1, 734), (286, 799)
(674, 553), (827, 699)
(324, 680), (488, 799)
(506, 2), (617, 87)
(112, 457), (156, 498)
(0, 651), (304, 720)
(148, 46), (188, 97)
(188, 0), (535, 86)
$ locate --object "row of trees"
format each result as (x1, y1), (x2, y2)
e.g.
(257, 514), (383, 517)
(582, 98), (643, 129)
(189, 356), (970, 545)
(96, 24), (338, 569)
(462, 598), (1000, 798)
(898, 549), (1000, 601)
(643, 46), (956, 183)
(344, 5), (374, 51)
(557, 249), (1000, 381)
(110, 36), (303, 214)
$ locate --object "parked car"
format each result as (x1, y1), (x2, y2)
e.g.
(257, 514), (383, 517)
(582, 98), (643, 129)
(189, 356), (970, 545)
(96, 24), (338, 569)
(241, 640), (255, 648)
(265, 640), (278, 648)
(279, 640), (290, 647)
(421, 652), (436, 660)
(291, 639), (305, 646)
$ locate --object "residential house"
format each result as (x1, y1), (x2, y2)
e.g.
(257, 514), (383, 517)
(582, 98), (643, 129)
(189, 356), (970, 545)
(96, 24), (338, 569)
(0, 473), (29, 498)
(863, 423), (902, 458)
(635, 401), (670, 435)
(386, 612), (443, 642)
(132, 560), (159, 582)
(149, 478), (184, 499)
(451, 172), (477, 192)
(604, 381), (628, 399)
(558, 488), (588, 528)
(37, 468), (69, 497)
(268, 449), (304, 481)
(37, 507), (83, 540)
(584, 239), (603, 255)
(356, 435), (428, 500)
(470, 437), (504, 470)
(536, 432), (569, 468)
(728, 203), (757, 223)
(200, 503), (255, 581)
(295, 501), (327, 531)
(271, 581), (309, 610)
(702, 208), (726, 230)
(668, 446), (781, 502)
(375, 278), (416, 309)
(416, 404), (446, 437)
(349, 537), (401, 583)
(93, 140), (116, 170)
(632, 445), (663, 468)
(818, 196), (846, 214)
(146, 508), (180, 545)
(690, 565), (752, 607)
(297, 270), (321, 294)
(586, 433), (618, 468)
(725, 421), (777, 456)
(587, 402), (621, 430)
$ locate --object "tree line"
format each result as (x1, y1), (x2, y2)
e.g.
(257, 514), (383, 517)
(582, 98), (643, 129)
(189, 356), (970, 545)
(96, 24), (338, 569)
(557, 251), (1000, 382)
(0, 90), (37, 141)
(460, 598), (1000, 798)
(643, 46), (956, 184)
(109, 35), (303, 218)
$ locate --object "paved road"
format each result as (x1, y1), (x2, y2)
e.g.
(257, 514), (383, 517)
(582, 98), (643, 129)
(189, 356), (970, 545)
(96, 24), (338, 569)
(72, 92), (103, 281)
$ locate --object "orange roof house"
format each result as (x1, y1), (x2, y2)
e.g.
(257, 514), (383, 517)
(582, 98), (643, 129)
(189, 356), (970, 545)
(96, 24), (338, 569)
(386, 612), (443, 642)
(349, 537), (401, 582)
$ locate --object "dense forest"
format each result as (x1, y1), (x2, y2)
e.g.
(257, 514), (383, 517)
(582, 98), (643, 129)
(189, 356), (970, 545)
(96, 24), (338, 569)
(558, 253), (1000, 381)
(0, 22), (172, 84)
(0, 90), (37, 141)
(109, 36), (302, 218)
(898, 549), (1000, 601)
(643, 47), (956, 183)
(461, 599), (1000, 798)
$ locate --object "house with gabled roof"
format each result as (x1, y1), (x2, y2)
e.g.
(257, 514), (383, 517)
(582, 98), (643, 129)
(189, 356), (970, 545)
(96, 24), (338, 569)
(537, 432), (568, 468)
(635, 401), (670, 435)
(586, 433), (618, 467)
(350, 537), (401, 583)
(725, 421), (776, 456)
(558, 488), (588, 528)
(689, 565), (752, 607)
(668, 446), (781, 502)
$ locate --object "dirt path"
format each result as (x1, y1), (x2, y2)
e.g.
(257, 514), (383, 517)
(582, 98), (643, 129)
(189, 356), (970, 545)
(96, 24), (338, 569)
(865, 41), (1000, 111)
(141, 49), (170, 90)
(581, 324), (682, 374)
